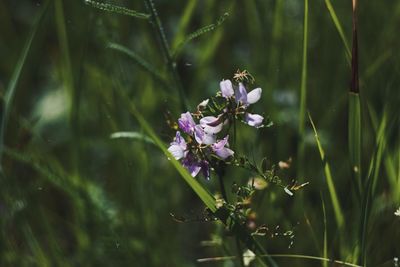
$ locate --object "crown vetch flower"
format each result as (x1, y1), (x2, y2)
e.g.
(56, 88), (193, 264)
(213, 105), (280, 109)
(178, 112), (196, 135)
(200, 116), (223, 134)
(244, 113), (264, 128)
(167, 131), (187, 160)
(194, 125), (216, 145)
(220, 79), (234, 98)
(212, 135), (234, 159)
(235, 82), (262, 106)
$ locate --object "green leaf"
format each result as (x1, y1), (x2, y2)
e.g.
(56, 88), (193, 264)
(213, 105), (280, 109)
(84, 0), (150, 19)
(110, 131), (155, 145)
(172, 12), (229, 59)
(107, 42), (170, 89)
(309, 113), (344, 228)
(324, 0), (351, 63)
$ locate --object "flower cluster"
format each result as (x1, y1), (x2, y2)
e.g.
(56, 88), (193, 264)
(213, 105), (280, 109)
(168, 78), (266, 179)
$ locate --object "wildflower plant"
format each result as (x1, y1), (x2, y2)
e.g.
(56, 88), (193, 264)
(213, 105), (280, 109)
(166, 71), (306, 260)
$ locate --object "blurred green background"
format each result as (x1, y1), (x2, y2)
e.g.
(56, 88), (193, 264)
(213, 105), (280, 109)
(0, 0), (399, 266)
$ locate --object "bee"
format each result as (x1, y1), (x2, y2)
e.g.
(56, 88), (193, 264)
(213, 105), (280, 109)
(233, 69), (255, 84)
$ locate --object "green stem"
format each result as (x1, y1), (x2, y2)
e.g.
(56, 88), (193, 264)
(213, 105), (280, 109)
(143, 0), (187, 110)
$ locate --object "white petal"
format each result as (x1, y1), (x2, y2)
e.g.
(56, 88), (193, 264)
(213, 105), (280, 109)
(247, 88), (262, 104)
(203, 124), (223, 134)
(245, 113), (264, 127)
(215, 147), (234, 159)
(202, 133), (216, 145)
(167, 144), (184, 160)
(220, 79), (234, 98)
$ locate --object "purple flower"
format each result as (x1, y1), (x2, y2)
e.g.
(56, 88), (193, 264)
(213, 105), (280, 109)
(194, 125), (216, 145)
(167, 131), (187, 160)
(182, 154), (202, 177)
(220, 79), (234, 98)
(244, 113), (264, 128)
(178, 112), (196, 135)
(182, 153), (210, 179)
(212, 135), (234, 159)
(200, 116), (223, 134)
(235, 83), (262, 106)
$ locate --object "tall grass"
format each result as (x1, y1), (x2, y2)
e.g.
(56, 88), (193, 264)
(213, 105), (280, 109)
(0, 0), (399, 266)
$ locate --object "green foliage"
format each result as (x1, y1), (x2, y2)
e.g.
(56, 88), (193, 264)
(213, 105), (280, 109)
(84, 0), (150, 19)
(0, 0), (399, 266)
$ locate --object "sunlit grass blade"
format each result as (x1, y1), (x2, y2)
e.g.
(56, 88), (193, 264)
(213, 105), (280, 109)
(324, 0), (351, 63)
(0, 1), (49, 171)
(172, 12), (229, 59)
(110, 131), (155, 145)
(309, 113), (344, 228)
(107, 42), (170, 89)
(297, 0), (308, 176)
(84, 0), (150, 19)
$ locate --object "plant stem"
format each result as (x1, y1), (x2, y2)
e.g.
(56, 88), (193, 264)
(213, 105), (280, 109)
(143, 0), (188, 110)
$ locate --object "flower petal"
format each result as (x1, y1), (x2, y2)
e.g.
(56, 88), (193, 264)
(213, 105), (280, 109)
(235, 82), (248, 104)
(200, 116), (223, 134)
(247, 88), (262, 104)
(178, 112), (196, 134)
(194, 125), (216, 145)
(220, 79), (234, 98)
(212, 135), (229, 150)
(215, 147), (234, 159)
(167, 144), (185, 160)
(174, 131), (187, 149)
(245, 113), (264, 128)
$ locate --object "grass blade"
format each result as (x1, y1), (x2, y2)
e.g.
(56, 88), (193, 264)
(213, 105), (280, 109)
(324, 0), (351, 62)
(84, 0), (150, 19)
(297, 0), (308, 176)
(349, 0), (362, 196)
(110, 131), (155, 145)
(144, 0), (187, 110)
(171, 0), (198, 50)
(349, 93), (362, 193)
(309, 113), (344, 228)
(172, 12), (229, 59)
(0, 1), (49, 171)
(321, 194), (328, 267)
(107, 42), (170, 89)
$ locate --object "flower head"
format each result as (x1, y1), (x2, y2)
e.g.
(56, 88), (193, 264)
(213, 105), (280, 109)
(395, 207), (400, 217)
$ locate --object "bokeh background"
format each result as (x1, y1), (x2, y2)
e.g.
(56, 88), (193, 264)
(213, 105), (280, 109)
(0, 0), (399, 266)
